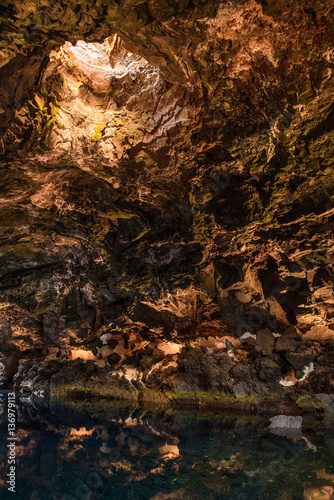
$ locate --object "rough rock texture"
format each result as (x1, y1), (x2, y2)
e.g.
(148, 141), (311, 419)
(1, 0), (334, 410)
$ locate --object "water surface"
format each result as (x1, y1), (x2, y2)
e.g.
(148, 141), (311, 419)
(0, 393), (333, 499)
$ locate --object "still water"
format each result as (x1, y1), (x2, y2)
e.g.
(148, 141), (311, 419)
(0, 393), (333, 499)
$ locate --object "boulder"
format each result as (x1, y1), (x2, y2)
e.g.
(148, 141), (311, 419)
(229, 364), (257, 396)
(313, 286), (334, 302)
(303, 325), (334, 341)
(324, 403), (334, 430)
(259, 358), (282, 383)
(286, 349), (316, 375)
(269, 415), (302, 429)
(275, 326), (303, 352)
(315, 393), (333, 406)
(173, 347), (234, 393)
(255, 328), (275, 355)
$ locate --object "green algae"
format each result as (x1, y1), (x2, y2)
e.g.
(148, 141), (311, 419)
(0, 242), (37, 259)
(192, 211), (218, 239)
(92, 122), (107, 142)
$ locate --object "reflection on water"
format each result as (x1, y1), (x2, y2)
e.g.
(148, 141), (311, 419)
(0, 393), (333, 499)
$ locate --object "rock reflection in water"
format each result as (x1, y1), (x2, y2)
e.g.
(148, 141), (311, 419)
(0, 394), (333, 499)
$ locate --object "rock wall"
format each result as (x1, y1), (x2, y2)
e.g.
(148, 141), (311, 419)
(0, 0), (334, 410)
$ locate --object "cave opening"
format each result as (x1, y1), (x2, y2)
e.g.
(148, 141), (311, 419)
(31, 36), (169, 162)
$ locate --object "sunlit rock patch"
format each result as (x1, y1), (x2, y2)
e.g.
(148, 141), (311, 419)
(35, 38), (194, 163)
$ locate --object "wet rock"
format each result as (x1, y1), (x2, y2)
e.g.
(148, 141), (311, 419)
(324, 404), (334, 431)
(259, 358), (282, 383)
(298, 366), (334, 394)
(229, 364), (258, 396)
(13, 359), (62, 393)
(315, 393), (333, 406)
(286, 348), (316, 377)
(0, 352), (20, 387)
(173, 347), (234, 393)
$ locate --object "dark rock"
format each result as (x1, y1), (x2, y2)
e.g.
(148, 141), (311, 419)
(43, 309), (61, 347)
(324, 404), (334, 430)
(107, 338), (119, 349)
(229, 364), (257, 396)
(255, 329), (275, 355)
(286, 349), (316, 372)
(298, 366), (334, 394)
(275, 327), (303, 352)
(259, 358), (282, 383)
(13, 359), (62, 393)
(225, 339), (234, 351)
(173, 347), (234, 393)
(0, 317), (12, 350)
(107, 353), (122, 366)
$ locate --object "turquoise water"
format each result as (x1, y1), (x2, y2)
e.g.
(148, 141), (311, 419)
(0, 393), (333, 499)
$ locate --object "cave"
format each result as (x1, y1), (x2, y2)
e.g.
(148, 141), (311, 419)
(0, 1), (334, 497)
